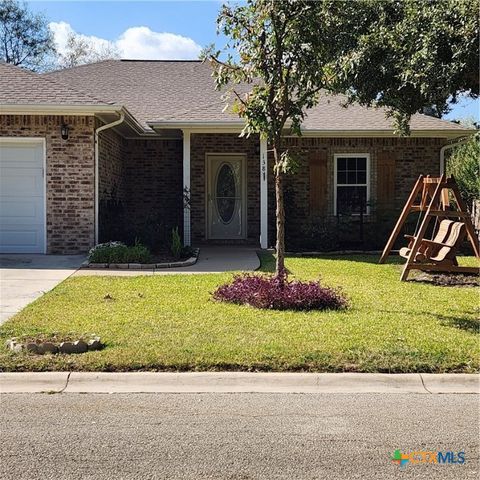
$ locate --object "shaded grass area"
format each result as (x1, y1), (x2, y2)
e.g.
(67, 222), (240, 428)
(0, 254), (478, 372)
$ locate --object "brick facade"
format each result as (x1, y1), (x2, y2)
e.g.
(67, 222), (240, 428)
(96, 128), (184, 244)
(0, 114), (450, 253)
(98, 127), (126, 203)
(269, 136), (448, 247)
(0, 114), (95, 254)
(123, 139), (183, 231)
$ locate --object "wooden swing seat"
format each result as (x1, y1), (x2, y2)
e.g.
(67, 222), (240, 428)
(379, 175), (480, 280)
(399, 220), (465, 265)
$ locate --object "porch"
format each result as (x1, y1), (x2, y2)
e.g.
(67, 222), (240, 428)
(98, 130), (269, 251)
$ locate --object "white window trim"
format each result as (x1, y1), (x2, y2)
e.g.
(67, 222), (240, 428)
(333, 153), (371, 216)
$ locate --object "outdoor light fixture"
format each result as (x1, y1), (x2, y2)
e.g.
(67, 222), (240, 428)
(61, 124), (69, 140)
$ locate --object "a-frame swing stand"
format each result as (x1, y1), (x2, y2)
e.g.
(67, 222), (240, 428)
(379, 174), (480, 281)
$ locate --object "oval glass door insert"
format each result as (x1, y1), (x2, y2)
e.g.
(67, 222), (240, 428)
(216, 163), (237, 224)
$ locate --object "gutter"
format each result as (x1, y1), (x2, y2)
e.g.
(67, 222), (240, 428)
(439, 136), (471, 174)
(0, 104), (122, 115)
(94, 112), (125, 244)
(147, 121), (472, 139)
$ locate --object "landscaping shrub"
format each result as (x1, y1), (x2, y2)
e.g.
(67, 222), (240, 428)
(213, 272), (348, 311)
(446, 132), (480, 207)
(88, 241), (151, 264)
(171, 227), (183, 259)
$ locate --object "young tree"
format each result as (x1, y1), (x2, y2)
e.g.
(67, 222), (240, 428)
(204, 0), (330, 275)
(0, 0), (55, 71)
(206, 0), (478, 275)
(57, 31), (119, 69)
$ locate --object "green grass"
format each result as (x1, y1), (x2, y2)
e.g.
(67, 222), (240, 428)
(0, 254), (478, 372)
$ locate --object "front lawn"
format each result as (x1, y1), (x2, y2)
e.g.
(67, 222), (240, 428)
(0, 254), (478, 372)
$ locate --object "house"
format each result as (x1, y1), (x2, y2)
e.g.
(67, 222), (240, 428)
(0, 60), (472, 254)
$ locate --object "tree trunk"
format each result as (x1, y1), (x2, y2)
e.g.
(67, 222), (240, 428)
(273, 145), (285, 276)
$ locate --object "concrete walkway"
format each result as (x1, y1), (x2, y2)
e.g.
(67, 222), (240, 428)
(0, 254), (85, 324)
(74, 246), (261, 276)
(1, 372), (478, 394)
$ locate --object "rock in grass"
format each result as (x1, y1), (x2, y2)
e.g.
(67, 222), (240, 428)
(73, 340), (88, 353)
(25, 342), (38, 353)
(6, 339), (23, 352)
(37, 342), (58, 355)
(87, 338), (102, 351)
(59, 342), (75, 354)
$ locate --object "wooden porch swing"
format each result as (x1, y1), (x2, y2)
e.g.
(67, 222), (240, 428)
(379, 174), (480, 281)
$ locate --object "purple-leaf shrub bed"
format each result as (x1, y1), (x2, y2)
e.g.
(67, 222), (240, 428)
(213, 273), (348, 311)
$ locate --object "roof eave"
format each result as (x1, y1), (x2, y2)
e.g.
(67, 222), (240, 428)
(148, 121), (474, 138)
(296, 128), (475, 139)
(147, 120), (244, 133)
(0, 104), (122, 115)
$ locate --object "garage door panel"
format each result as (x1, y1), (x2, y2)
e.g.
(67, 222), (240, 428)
(0, 229), (39, 248)
(0, 144), (43, 166)
(0, 170), (44, 196)
(0, 140), (45, 253)
(0, 200), (43, 222)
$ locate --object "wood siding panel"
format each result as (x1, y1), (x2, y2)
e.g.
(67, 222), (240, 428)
(377, 151), (396, 210)
(309, 150), (328, 215)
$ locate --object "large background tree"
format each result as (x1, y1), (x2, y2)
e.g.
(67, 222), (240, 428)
(0, 0), (55, 71)
(207, 0), (478, 275)
(56, 31), (119, 69)
(321, 0), (479, 134)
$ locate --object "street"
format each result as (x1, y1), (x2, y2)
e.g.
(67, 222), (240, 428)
(0, 393), (478, 479)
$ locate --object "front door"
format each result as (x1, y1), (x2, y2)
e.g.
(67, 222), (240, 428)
(207, 155), (246, 239)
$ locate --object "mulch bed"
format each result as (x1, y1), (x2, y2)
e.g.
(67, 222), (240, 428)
(411, 272), (479, 288)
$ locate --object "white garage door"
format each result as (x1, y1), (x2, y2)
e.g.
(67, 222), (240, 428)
(0, 139), (45, 253)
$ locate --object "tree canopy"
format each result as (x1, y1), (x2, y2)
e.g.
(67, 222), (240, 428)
(56, 31), (120, 69)
(0, 0), (55, 71)
(322, 0), (479, 133)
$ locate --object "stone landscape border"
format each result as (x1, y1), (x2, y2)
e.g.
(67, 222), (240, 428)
(6, 337), (103, 355)
(81, 248), (199, 270)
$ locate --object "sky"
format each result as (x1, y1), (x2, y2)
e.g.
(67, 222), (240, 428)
(27, 0), (479, 123)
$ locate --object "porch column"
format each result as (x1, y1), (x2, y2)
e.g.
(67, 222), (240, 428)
(183, 129), (191, 246)
(260, 137), (268, 249)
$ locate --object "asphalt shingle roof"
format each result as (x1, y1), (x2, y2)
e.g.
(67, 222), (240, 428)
(0, 62), (110, 106)
(1, 59), (465, 133)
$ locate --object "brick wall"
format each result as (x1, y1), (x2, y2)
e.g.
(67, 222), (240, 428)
(123, 138), (183, 233)
(0, 114), (95, 254)
(190, 133), (260, 244)
(0, 114), (450, 253)
(267, 136), (448, 247)
(98, 127), (126, 202)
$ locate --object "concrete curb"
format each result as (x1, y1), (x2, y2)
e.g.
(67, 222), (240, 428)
(0, 372), (70, 393)
(0, 372), (478, 394)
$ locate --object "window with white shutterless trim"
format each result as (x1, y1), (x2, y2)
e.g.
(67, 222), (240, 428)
(334, 154), (370, 215)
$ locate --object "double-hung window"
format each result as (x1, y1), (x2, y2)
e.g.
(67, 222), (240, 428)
(334, 154), (370, 215)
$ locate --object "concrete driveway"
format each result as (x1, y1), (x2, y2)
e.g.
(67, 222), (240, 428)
(0, 255), (85, 324)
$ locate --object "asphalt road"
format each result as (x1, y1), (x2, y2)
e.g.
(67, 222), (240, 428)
(0, 393), (478, 479)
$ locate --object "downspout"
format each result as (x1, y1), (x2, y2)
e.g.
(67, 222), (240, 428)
(94, 113), (125, 244)
(439, 137), (469, 175)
